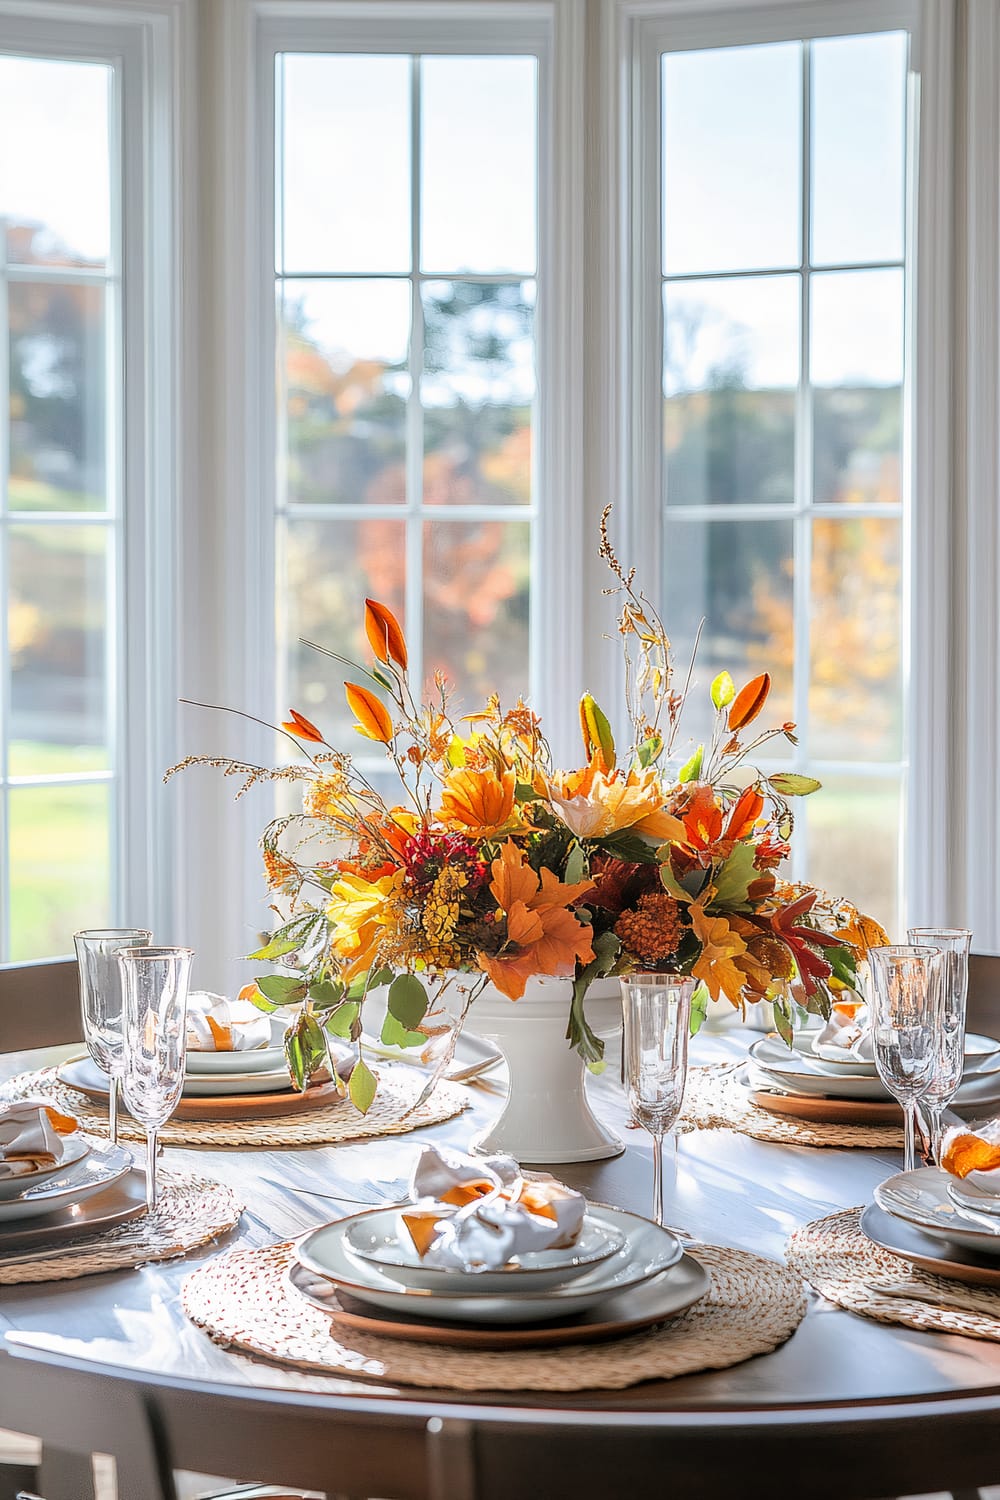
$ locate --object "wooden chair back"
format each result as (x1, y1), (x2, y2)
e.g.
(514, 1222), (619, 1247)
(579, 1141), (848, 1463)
(0, 958), (81, 1053)
(967, 952), (1000, 1034)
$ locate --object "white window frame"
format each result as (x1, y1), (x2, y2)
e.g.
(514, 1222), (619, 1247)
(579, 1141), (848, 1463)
(185, 0), (585, 991)
(586, 0), (958, 939)
(0, 0), (187, 961)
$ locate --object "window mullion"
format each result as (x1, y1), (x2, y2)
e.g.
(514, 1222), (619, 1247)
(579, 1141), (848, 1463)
(0, 220), (8, 958)
(791, 38), (813, 885)
(405, 51), (424, 697)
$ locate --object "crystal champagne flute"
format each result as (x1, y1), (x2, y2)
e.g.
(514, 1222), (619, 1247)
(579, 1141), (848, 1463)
(118, 946), (193, 1210)
(620, 974), (693, 1227)
(74, 928), (153, 1144)
(907, 927), (973, 1161)
(868, 944), (946, 1173)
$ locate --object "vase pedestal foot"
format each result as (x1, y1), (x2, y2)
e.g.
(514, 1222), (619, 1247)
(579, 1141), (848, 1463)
(469, 1117), (625, 1166)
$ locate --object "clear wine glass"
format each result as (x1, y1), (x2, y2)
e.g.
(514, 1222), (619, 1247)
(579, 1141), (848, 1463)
(118, 946), (193, 1210)
(620, 974), (693, 1227)
(868, 944), (946, 1174)
(907, 926), (973, 1161)
(74, 928), (153, 1144)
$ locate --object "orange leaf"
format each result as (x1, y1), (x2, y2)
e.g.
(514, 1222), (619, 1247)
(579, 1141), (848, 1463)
(364, 598), (408, 670)
(727, 786), (764, 841)
(728, 672), (771, 732)
(345, 682), (395, 744)
(281, 708), (324, 743)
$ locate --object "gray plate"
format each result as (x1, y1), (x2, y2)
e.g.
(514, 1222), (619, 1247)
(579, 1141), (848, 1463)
(860, 1201), (1000, 1288)
(0, 1142), (134, 1228)
(875, 1167), (1000, 1256)
(60, 1053), (295, 1099)
(296, 1203), (683, 1324)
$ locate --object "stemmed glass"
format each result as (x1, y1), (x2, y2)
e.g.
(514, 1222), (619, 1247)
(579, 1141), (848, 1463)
(907, 926), (973, 1161)
(620, 974), (693, 1227)
(868, 944), (946, 1174)
(118, 946), (193, 1210)
(74, 928), (153, 1144)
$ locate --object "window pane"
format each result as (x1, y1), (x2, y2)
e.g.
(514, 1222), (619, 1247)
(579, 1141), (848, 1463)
(281, 54), (411, 274)
(811, 268), (903, 506)
(809, 516), (901, 761)
(8, 525), (110, 773)
(281, 517), (406, 747)
(423, 520), (529, 710)
(421, 56), (537, 274)
(662, 43), (800, 275)
(280, 280), (410, 508)
(806, 774), (900, 937)
(9, 782), (111, 960)
(663, 517), (794, 752)
(423, 280), (534, 506)
(0, 55), (110, 268)
(8, 281), (107, 512)
(664, 277), (797, 506)
(811, 33), (907, 267)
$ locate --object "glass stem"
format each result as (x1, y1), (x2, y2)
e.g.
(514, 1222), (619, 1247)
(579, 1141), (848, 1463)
(903, 1103), (916, 1175)
(653, 1131), (664, 1227)
(146, 1127), (158, 1212)
(928, 1104), (943, 1165)
(108, 1075), (118, 1146)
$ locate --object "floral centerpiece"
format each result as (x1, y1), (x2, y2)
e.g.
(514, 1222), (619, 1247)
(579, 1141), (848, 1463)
(169, 511), (887, 1113)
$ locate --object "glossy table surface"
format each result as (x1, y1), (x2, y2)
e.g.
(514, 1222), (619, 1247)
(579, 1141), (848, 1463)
(3, 1023), (1000, 1418)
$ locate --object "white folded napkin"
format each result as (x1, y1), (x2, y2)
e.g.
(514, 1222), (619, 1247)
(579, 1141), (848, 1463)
(185, 992), (273, 1053)
(0, 1100), (77, 1180)
(403, 1144), (586, 1273)
(812, 1003), (875, 1063)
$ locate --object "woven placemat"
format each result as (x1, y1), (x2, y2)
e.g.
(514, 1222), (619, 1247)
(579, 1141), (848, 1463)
(1, 1066), (469, 1149)
(680, 1063), (903, 1150)
(181, 1240), (806, 1392)
(0, 1169), (242, 1285)
(786, 1206), (1000, 1343)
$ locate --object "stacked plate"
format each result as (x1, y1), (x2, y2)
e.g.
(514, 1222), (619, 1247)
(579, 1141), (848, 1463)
(0, 1135), (144, 1255)
(286, 1201), (711, 1349)
(744, 1031), (1000, 1125)
(862, 1166), (1000, 1288)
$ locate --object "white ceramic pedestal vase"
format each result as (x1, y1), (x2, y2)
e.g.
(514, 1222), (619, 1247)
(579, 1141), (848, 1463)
(468, 975), (624, 1165)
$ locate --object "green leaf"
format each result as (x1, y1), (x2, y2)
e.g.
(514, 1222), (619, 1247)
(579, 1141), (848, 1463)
(772, 999), (794, 1047)
(346, 966), (393, 1001)
(580, 693), (616, 771)
(246, 989), (278, 1014)
(689, 981), (709, 1036)
(678, 745), (703, 783)
(371, 665), (393, 690)
(596, 830), (659, 864)
(256, 974), (308, 1006)
(283, 1011), (327, 1092)
(566, 932), (620, 1067)
(380, 1012), (426, 1049)
(246, 935), (300, 962)
(711, 671), (735, 710)
(658, 859), (703, 903)
(324, 1001), (360, 1039)
(636, 733), (663, 768)
(564, 843), (587, 886)
(768, 773), (822, 798)
(387, 973), (429, 1030)
(514, 781), (537, 802)
(349, 1057), (378, 1114)
(309, 978), (343, 1009)
(711, 841), (758, 910)
(827, 944), (859, 988)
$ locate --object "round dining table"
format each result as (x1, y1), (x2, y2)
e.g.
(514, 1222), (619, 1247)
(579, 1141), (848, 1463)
(3, 1025), (1000, 1500)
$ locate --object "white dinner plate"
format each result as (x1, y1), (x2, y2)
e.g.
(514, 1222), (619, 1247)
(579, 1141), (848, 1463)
(343, 1209), (626, 1294)
(0, 1134), (90, 1200)
(185, 1017), (286, 1075)
(874, 1167), (1000, 1256)
(748, 1038), (1000, 1104)
(947, 1178), (1000, 1216)
(61, 1053), (296, 1099)
(786, 1030), (1000, 1081)
(295, 1203), (684, 1324)
(0, 1141), (132, 1224)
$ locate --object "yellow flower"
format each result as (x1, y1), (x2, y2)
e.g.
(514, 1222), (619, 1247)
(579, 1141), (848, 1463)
(540, 757), (685, 842)
(327, 870), (401, 980)
(690, 902), (749, 1005)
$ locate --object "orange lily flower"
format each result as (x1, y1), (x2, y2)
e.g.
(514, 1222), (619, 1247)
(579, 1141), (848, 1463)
(345, 682), (395, 744)
(541, 757), (685, 842)
(364, 598), (408, 670)
(438, 766), (517, 838)
(477, 841), (595, 999)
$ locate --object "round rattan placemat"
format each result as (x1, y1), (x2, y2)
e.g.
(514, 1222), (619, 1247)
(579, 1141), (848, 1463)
(1, 1066), (469, 1149)
(787, 1207), (1000, 1343)
(681, 1064), (903, 1150)
(182, 1240), (806, 1392)
(0, 1169), (242, 1285)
